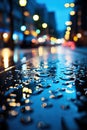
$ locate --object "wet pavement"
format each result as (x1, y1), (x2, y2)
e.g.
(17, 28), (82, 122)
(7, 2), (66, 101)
(0, 46), (87, 130)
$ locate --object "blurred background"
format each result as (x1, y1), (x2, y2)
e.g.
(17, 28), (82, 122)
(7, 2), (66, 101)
(0, 0), (87, 49)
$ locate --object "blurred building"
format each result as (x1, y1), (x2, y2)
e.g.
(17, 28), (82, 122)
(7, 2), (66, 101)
(35, 4), (58, 38)
(0, 0), (38, 48)
(48, 12), (58, 37)
(34, 3), (49, 36)
(0, 0), (59, 48)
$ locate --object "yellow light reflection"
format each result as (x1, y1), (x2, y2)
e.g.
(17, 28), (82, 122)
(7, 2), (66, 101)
(9, 102), (17, 107)
(3, 33), (9, 42)
(23, 87), (32, 94)
(1, 48), (13, 68)
(73, 36), (78, 42)
(51, 47), (56, 54)
(38, 46), (43, 56)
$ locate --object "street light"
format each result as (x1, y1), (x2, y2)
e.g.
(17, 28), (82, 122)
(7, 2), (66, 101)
(64, 3), (70, 8)
(64, 2), (75, 8)
(19, 0), (27, 44)
(33, 14), (40, 36)
(42, 23), (48, 28)
(65, 21), (72, 26)
(19, 0), (27, 7)
(33, 14), (39, 21)
(70, 11), (76, 16)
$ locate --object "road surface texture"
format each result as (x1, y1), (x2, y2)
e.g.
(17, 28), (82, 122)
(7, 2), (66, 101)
(0, 46), (87, 130)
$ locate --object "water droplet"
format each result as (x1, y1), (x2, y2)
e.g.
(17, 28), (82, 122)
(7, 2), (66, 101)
(8, 110), (18, 117)
(63, 71), (73, 75)
(61, 105), (70, 110)
(56, 88), (66, 92)
(60, 76), (75, 81)
(48, 90), (58, 94)
(65, 87), (75, 93)
(33, 87), (43, 95)
(60, 88), (66, 92)
(37, 121), (50, 129)
(49, 93), (63, 99)
(53, 79), (59, 84)
(41, 102), (53, 108)
(41, 97), (47, 102)
(35, 72), (50, 77)
(21, 106), (33, 113)
(40, 81), (51, 88)
(62, 82), (70, 86)
(20, 116), (33, 124)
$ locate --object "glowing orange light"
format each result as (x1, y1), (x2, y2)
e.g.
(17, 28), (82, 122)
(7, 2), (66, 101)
(24, 11), (30, 16)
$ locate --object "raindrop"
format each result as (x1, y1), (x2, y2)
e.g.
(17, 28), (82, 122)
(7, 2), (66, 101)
(60, 76), (75, 81)
(8, 110), (18, 117)
(21, 106), (33, 113)
(49, 93), (63, 99)
(20, 116), (33, 124)
(66, 87), (75, 93)
(35, 72), (50, 77)
(53, 79), (59, 84)
(41, 102), (53, 108)
(63, 71), (73, 75)
(61, 105), (70, 110)
(48, 90), (57, 94)
(33, 87), (43, 95)
(41, 97), (48, 102)
(37, 121), (50, 129)
(59, 88), (66, 92)
(40, 82), (51, 88)
(56, 88), (66, 92)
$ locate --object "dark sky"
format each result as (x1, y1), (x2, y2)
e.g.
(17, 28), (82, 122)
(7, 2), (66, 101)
(37, 0), (75, 31)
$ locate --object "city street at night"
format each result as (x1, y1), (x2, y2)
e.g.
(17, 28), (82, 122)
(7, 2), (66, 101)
(0, 0), (87, 130)
(0, 46), (87, 130)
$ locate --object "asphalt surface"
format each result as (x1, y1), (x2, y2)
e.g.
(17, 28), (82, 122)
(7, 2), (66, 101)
(0, 46), (87, 130)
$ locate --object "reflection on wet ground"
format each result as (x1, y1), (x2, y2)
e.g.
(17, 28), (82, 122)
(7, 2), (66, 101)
(0, 46), (87, 130)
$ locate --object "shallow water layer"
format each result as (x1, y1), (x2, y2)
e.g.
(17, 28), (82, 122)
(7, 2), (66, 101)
(0, 46), (87, 130)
